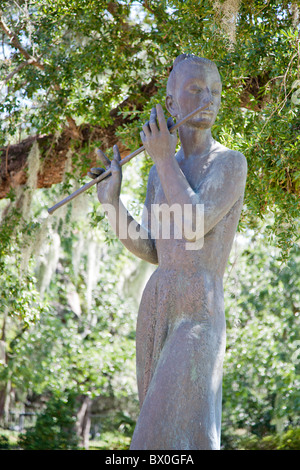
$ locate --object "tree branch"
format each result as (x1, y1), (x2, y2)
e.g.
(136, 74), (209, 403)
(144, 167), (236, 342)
(0, 11), (44, 71)
(0, 79), (158, 199)
(142, 1), (167, 24)
(0, 58), (34, 91)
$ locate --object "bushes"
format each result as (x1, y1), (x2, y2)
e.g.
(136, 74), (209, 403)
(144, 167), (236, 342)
(223, 427), (300, 450)
(18, 395), (79, 450)
(0, 430), (20, 450)
(0, 434), (9, 449)
(17, 425), (300, 450)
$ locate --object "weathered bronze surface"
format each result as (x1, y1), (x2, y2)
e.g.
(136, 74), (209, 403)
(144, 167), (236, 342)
(89, 54), (247, 450)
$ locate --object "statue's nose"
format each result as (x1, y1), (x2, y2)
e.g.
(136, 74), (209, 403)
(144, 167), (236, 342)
(204, 86), (214, 104)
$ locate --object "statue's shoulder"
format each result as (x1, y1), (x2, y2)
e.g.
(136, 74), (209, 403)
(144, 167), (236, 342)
(213, 143), (247, 179)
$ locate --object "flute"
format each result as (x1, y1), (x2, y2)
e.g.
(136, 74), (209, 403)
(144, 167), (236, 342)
(48, 102), (209, 215)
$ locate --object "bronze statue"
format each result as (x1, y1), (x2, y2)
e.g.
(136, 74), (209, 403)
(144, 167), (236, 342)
(88, 54), (247, 450)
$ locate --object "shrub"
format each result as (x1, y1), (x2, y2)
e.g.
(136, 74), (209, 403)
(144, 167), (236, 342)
(18, 394), (79, 450)
(233, 428), (300, 450)
(0, 434), (10, 449)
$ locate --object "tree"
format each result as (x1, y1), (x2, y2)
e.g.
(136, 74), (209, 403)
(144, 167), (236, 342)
(0, 173), (141, 446)
(0, 0), (299, 251)
(222, 234), (300, 442)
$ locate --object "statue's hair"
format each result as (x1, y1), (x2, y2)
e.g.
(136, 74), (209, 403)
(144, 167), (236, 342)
(167, 54), (219, 96)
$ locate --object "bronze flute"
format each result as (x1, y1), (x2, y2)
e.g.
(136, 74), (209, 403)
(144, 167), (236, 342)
(48, 102), (209, 215)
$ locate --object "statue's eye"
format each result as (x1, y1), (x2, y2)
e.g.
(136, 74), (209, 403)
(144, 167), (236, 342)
(212, 90), (220, 95)
(190, 86), (202, 93)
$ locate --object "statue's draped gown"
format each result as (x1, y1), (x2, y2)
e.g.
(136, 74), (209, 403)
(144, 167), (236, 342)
(130, 163), (244, 450)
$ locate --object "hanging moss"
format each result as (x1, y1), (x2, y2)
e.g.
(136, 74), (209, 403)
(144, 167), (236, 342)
(212, 0), (241, 47)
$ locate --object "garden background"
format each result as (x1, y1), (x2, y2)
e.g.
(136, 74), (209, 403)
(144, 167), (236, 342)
(0, 0), (299, 450)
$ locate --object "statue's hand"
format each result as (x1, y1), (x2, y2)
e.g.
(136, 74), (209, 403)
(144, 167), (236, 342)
(87, 145), (122, 205)
(140, 104), (177, 164)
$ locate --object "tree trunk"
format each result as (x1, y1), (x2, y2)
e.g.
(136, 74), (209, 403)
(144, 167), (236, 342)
(0, 378), (11, 427)
(76, 395), (92, 450)
(0, 384), (6, 423)
(0, 310), (7, 424)
(0, 79), (157, 200)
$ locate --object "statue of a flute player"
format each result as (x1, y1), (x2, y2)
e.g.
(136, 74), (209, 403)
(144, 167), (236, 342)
(88, 54), (247, 450)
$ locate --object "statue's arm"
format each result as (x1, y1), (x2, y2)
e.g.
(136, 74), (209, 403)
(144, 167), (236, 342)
(154, 150), (247, 241)
(108, 198), (158, 264)
(112, 166), (158, 264)
(197, 151), (247, 236)
(88, 146), (158, 264)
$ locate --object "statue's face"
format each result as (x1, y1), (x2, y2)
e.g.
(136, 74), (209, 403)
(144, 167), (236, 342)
(170, 62), (222, 129)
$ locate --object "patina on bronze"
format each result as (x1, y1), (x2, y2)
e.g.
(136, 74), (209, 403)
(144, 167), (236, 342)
(88, 54), (247, 450)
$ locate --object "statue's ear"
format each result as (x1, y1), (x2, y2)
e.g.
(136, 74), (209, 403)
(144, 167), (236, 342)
(165, 95), (178, 117)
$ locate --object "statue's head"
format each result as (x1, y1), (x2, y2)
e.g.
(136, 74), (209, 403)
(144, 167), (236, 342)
(166, 54), (222, 129)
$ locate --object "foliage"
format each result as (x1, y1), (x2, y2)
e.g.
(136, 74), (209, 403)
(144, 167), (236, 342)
(88, 411), (135, 449)
(223, 427), (300, 450)
(0, 433), (9, 449)
(89, 431), (131, 450)
(0, 0), (299, 252)
(0, 430), (19, 449)
(222, 235), (300, 438)
(18, 393), (79, 450)
(2, 184), (138, 400)
(0, 201), (45, 326)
